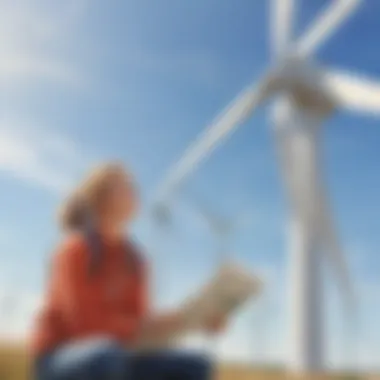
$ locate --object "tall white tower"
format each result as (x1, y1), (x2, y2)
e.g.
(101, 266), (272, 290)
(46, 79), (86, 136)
(154, 0), (380, 374)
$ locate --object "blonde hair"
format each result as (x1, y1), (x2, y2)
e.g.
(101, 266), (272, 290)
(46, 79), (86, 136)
(59, 162), (126, 231)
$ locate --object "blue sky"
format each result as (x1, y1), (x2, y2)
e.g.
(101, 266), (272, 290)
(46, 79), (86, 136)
(0, 0), (379, 371)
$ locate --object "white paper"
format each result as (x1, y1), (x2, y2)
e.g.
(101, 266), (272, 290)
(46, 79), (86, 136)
(179, 262), (263, 331)
(136, 262), (263, 350)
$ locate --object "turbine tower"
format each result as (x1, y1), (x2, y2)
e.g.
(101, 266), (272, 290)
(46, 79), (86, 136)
(153, 0), (378, 373)
(0, 291), (17, 340)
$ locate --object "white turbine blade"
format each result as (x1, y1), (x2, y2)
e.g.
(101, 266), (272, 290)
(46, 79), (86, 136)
(187, 194), (222, 230)
(296, 0), (361, 57)
(315, 192), (354, 303)
(271, 0), (295, 57)
(156, 78), (273, 201)
(322, 69), (380, 115)
(194, 201), (219, 227)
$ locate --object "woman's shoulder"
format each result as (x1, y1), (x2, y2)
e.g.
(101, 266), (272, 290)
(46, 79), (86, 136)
(61, 231), (88, 249)
(56, 232), (90, 262)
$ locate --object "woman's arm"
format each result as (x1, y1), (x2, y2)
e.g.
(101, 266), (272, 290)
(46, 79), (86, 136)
(204, 315), (227, 334)
(132, 249), (227, 344)
(129, 249), (184, 341)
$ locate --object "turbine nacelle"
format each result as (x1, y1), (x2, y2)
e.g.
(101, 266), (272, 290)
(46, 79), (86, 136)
(273, 57), (337, 118)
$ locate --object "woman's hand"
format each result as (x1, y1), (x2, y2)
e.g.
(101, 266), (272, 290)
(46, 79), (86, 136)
(139, 311), (185, 342)
(155, 311), (184, 335)
(203, 315), (227, 335)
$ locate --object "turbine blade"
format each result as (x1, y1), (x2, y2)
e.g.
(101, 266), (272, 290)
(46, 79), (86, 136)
(271, 0), (295, 58)
(323, 69), (380, 115)
(194, 200), (220, 229)
(156, 78), (273, 201)
(315, 189), (354, 304)
(186, 192), (224, 231)
(296, 0), (361, 57)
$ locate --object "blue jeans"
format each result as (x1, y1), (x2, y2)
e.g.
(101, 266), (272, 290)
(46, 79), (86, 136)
(35, 338), (213, 380)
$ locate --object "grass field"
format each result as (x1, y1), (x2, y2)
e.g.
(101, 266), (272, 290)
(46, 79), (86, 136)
(0, 345), (374, 380)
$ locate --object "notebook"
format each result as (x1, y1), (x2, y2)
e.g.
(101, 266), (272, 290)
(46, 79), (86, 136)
(179, 262), (263, 330)
(137, 262), (263, 350)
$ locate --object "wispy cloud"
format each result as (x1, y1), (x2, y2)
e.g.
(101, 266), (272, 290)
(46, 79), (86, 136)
(0, 0), (86, 89)
(0, 0), (92, 193)
(0, 116), (89, 194)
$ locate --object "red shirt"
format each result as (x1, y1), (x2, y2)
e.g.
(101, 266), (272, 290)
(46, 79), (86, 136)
(30, 233), (148, 356)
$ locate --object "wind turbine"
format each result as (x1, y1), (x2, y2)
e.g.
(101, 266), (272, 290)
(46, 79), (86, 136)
(189, 198), (278, 368)
(0, 291), (18, 340)
(188, 195), (251, 266)
(187, 196), (252, 352)
(153, 0), (378, 373)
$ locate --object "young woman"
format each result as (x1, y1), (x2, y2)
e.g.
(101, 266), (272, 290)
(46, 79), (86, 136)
(31, 162), (224, 380)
